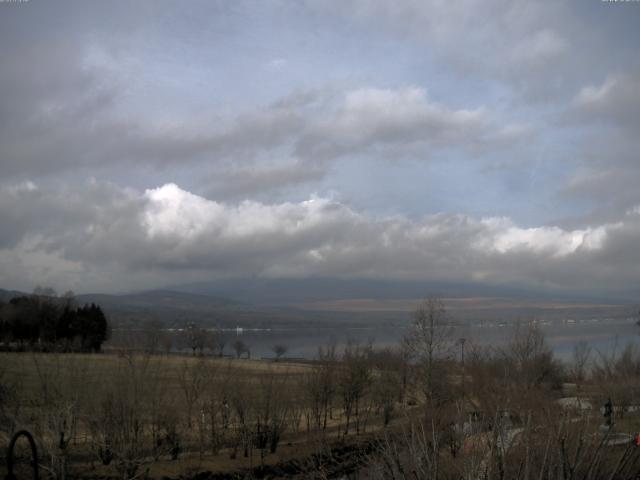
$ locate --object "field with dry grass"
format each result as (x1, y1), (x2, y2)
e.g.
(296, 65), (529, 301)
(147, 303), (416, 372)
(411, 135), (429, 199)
(0, 348), (405, 479)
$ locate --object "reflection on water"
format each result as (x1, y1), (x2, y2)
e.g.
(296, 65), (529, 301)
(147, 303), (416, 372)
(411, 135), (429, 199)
(210, 318), (640, 361)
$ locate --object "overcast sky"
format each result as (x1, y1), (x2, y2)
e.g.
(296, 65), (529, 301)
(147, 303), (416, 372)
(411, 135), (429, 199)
(1, 0), (639, 296)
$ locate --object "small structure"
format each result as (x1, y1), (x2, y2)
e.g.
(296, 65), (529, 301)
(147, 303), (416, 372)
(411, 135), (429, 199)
(556, 397), (593, 411)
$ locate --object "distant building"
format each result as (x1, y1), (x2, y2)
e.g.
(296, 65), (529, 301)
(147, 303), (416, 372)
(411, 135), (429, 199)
(556, 397), (593, 411)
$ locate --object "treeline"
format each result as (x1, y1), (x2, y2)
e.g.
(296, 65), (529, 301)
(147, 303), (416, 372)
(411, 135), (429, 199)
(0, 289), (110, 352)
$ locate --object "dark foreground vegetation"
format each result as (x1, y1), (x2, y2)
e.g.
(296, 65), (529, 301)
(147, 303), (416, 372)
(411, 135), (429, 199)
(0, 288), (109, 353)
(2, 297), (640, 479)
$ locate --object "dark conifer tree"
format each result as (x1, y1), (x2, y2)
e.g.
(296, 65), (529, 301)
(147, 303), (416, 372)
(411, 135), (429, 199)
(1, 294), (110, 352)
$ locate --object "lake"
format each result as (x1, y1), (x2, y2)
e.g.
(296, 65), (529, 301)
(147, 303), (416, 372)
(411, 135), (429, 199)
(218, 317), (640, 362)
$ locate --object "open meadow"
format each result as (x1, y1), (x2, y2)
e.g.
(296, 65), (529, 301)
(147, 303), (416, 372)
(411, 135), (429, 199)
(0, 347), (410, 479)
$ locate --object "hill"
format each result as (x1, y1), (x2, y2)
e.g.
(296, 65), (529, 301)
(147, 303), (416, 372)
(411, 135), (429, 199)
(0, 288), (385, 329)
(2, 285), (636, 330)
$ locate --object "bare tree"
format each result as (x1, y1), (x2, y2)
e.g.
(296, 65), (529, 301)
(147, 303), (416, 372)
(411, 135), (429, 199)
(570, 340), (592, 383)
(232, 339), (249, 359)
(506, 321), (561, 390)
(592, 342), (640, 420)
(184, 323), (206, 356)
(272, 344), (288, 361)
(372, 421), (441, 480)
(253, 369), (292, 462)
(338, 341), (373, 436)
(304, 344), (337, 432)
(370, 348), (403, 427)
(88, 352), (168, 480)
(159, 331), (174, 355)
(212, 329), (227, 357)
(201, 361), (233, 455)
(0, 358), (21, 438)
(142, 320), (163, 355)
(227, 374), (254, 459)
(177, 358), (208, 429)
(404, 297), (453, 404)
(31, 354), (89, 479)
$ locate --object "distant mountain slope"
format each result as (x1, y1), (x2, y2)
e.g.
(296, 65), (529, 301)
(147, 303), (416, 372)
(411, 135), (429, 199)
(0, 288), (25, 302)
(77, 289), (241, 310)
(0, 287), (402, 328)
(289, 297), (637, 323)
(2, 284), (636, 330)
(76, 289), (394, 329)
(171, 277), (637, 305)
(2, 288), (257, 328)
(74, 289), (301, 328)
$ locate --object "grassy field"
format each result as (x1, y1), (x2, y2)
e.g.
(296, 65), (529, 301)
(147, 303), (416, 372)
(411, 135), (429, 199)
(0, 351), (314, 403)
(0, 351), (394, 479)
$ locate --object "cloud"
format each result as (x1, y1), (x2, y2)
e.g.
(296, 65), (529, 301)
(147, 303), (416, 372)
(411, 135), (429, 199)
(267, 58), (288, 70)
(0, 0), (571, 212)
(0, 1), (638, 300)
(311, 0), (574, 98)
(476, 217), (607, 257)
(1, 181), (638, 295)
(508, 29), (567, 68)
(200, 161), (325, 199)
(297, 87), (491, 161)
(572, 73), (640, 130)
(0, 49), (521, 195)
(559, 73), (640, 220)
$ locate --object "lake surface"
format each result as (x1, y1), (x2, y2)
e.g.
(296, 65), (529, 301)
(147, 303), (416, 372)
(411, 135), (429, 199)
(220, 317), (640, 362)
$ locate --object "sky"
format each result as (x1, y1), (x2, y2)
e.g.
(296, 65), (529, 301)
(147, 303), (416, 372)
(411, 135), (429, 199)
(0, 0), (639, 297)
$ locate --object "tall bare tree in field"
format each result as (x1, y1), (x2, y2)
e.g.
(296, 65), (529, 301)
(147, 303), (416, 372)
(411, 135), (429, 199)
(201, 361), (232, 455)
(177, 358), (208, 429)
(232, 339), (249, 359)
(339, 341), (373, 436)
(0, 361), (21, 438)
(570, 340), (592, 384)
(31, 354), (88, 480)
(227, 375), (254, 459)
(404, 297), (453, 405)
(507, 321), (560, 390)
(254, 370), (291, 460)
(88, 352), (176, 480)
(304, 344), (337, 432)
(272, 344), (288, 361)
(184, 323), (206, 356)
(212, 329), (227, 357)
(370, 348), (403, 427)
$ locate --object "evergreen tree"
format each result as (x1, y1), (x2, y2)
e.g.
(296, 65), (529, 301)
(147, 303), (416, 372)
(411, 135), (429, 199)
(1, 293), (110, 352)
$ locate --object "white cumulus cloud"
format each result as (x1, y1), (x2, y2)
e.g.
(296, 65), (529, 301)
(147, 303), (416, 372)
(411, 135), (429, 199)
(1, 181), (638, 295)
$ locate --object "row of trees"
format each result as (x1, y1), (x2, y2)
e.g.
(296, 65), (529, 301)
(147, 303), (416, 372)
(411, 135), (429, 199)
(0, 290), (110, 352)
(121, 320), (292, 360)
